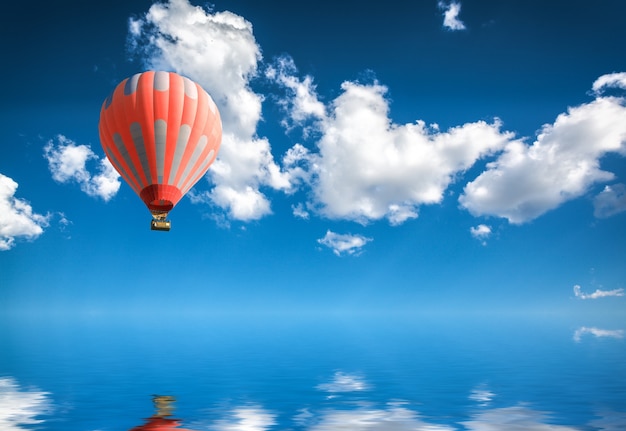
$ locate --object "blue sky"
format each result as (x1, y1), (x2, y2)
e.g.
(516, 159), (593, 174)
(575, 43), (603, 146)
(1, 0), (625, 322)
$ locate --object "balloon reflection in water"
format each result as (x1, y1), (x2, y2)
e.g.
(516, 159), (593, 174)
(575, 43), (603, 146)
(129, 395), (196, 431)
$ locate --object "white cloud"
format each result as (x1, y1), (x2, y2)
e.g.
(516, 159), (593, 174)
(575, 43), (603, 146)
(573, 326), (624, 343)
(573, 284), (624, 300)
(438, 1), (466, 31)
(210, 406), (276, 431)
(0, 377), (52, 431)
(44, 135), (120, 202)
(206, 134), (292, 220)
(285, 81), (512, 225)
(128, 4), (626, 229)
(265, 56), (325, 133)
(317, 231), (372, 256)
(592, 72), (626, 95)
(282, 143), (313, 191)
(316, 372), (370, 393)
(266, 62), (626, 227)
(462, 405), (580, 430)
(470, 224), (492, 245)
(460, 93), (626, 224)
(208, 185), (271, 221)
(594, 183), (626, 218)
(292, 203), (310, 219)
(0, 173), (50, 250)
(128, 0), (260, 139)
(128, 0), (291, 221)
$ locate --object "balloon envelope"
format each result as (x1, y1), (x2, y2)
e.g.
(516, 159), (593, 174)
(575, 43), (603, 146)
(99, 71), (222, 217)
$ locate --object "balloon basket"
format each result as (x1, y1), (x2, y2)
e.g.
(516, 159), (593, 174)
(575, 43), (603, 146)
(150, 212), (171, 231)
(150, 219), (171, 231)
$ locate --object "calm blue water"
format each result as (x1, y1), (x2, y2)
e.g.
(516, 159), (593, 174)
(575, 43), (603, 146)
(1, 313), (624, 430)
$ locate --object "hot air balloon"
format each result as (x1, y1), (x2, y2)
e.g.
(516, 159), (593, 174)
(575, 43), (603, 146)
(99, 71), (222, 231)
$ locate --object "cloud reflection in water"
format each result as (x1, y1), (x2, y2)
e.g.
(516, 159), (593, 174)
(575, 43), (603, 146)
(316, 371), (370, 393)
(469, 385), (495, 407)
(305, 401), (454, 431)
(210, 406), (277, 431)
(462, 405), (581, 431)
(588, 410), (626, 431)
(573, 327), (624, 342)
(0, 377), (51, 431)
(1, 374), (624, 430)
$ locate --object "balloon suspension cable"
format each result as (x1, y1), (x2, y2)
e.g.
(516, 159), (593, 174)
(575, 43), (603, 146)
(151, 211), (169, 221)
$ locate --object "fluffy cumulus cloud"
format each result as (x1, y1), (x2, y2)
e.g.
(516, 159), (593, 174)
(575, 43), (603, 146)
(128, 0), (260, 138)
(291, 203), (310, 219)
(592, 72), (626, 94)
(470, 224), (492, 245)
(127, 2), (626, 229)
(317, 231), (372, 256)
(268, 61), (613, 230)
(460, 85), (626, 224)
(0, 173), (50, 251)
(127, 1), (513, 227)
(206, 135), (291, 220)
(314, 84), (511, 224)
(573, 284), (624, 300)
(265, 56), (326, 133)
(0, 378), (52, 431)
(438, 1), (466, 31)
(272, 69), (513, 225)
(573, 326), (624, 343)
(593, 183), (626, 218)
(44, 135), (120, 201)
(128, 0), (291, 221)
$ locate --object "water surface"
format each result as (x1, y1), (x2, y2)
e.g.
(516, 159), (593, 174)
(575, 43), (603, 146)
(1, 313), (624, 430)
